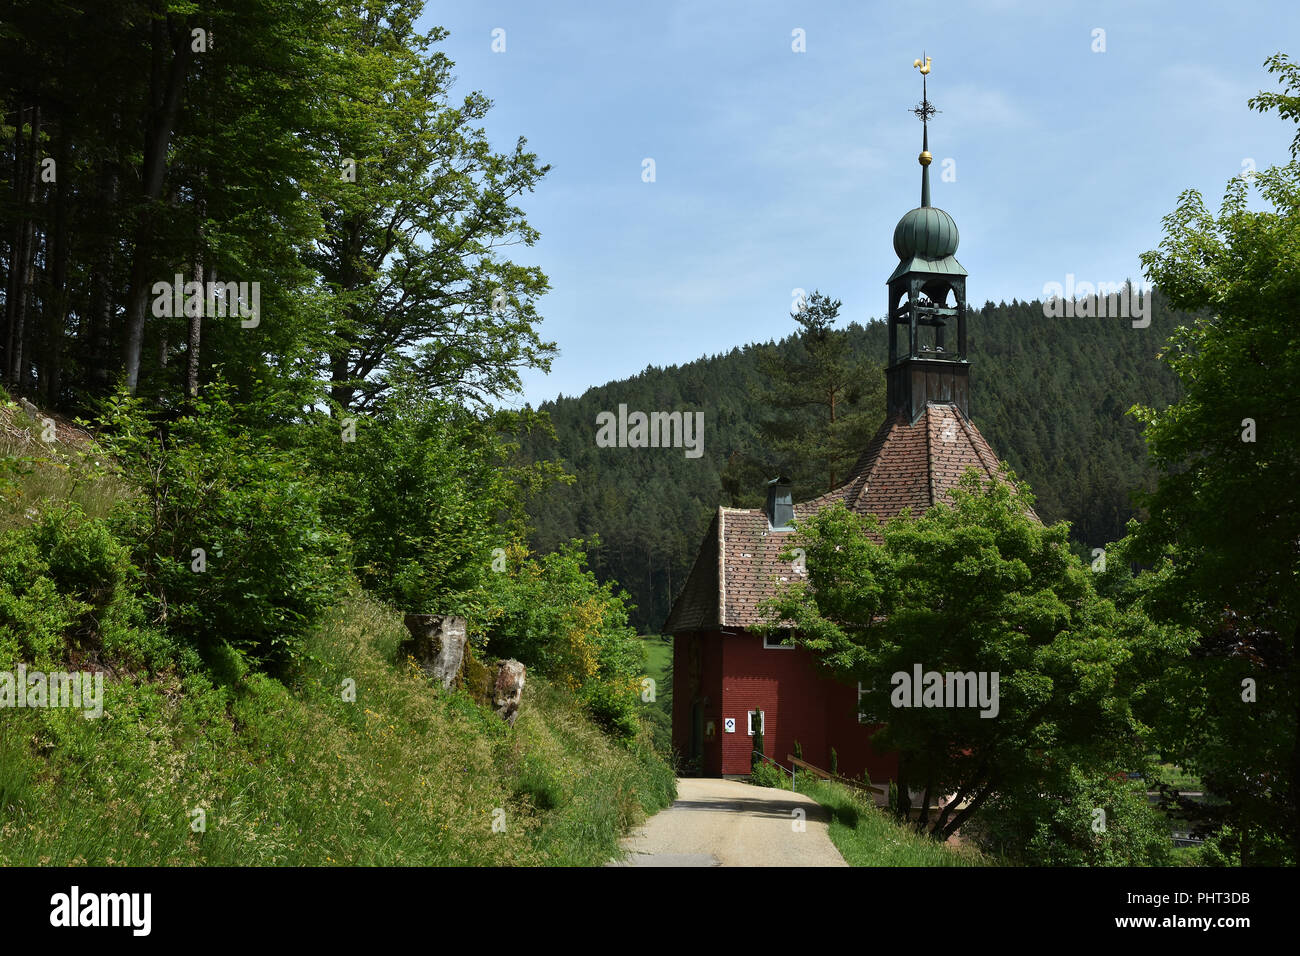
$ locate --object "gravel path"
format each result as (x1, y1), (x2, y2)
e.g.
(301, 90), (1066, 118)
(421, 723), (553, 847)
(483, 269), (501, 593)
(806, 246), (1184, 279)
(611, 777), (848, 867)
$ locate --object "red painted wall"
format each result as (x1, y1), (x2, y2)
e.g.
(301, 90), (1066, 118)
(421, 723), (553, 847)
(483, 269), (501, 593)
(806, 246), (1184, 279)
(672, 630), (897, 784)
(671, 630), (725, 776)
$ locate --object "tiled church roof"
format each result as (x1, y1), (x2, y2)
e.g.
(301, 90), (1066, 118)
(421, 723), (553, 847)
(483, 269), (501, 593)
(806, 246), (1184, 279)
(664, 403), (1031, 632)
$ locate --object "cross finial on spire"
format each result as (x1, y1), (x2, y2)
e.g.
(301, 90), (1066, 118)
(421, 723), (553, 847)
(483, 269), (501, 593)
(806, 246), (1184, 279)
(910, 55), (937, 207)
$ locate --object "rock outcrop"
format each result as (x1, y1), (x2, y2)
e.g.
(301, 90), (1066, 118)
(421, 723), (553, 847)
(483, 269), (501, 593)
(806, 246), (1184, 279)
(402, 614), (467, 689)
(493, 659), (526, 727)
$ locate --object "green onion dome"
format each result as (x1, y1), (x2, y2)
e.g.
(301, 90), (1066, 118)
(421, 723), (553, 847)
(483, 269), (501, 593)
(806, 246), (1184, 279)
(893, 205), (959, 260)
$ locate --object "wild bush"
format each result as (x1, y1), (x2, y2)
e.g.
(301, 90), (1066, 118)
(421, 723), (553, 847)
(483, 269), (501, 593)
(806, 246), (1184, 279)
(307, 387), (514, 615)
(977, 767), (1172, 866)
(479, 541), (643, 739)
(750, 760), (790, 790)
(97, 387), (348, 670)
(0, 505), (168, 671)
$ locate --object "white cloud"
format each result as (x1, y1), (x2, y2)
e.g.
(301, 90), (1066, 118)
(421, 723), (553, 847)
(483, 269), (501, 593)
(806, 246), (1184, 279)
(940, 84), (1029, 131)
(1159, 63), (1254, 114)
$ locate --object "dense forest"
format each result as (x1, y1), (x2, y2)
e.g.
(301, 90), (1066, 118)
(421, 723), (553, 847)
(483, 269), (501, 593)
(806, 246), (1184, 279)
(523, 295), (1185, 632)
(0, 1), (554, 413)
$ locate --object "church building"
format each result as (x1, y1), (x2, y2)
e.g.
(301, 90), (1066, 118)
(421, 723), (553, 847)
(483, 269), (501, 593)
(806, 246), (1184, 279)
(665, 60), (1021, 782)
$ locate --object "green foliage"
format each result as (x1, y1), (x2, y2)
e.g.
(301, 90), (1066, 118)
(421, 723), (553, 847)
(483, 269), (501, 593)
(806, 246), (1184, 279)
(0, 451), (30, 507)
(0, 505), (168, 671)
(635, 636), (673, 756)
(97, 386), (348, 670)
(749, 290), (883, 494)
(764, 469), (1188, 850)
(30, 507), (128, 606)
(307, 1), (555, 411)
(750, 759), (789, 789)
(639, 705), (673, 758)
(0, 595), (676, 865)
(1196, 826), (1244, 867)
(1128, 52), (1300, 865)
(0, 0), (670, 866)
(478, 541), (644, 739)
(0, 518), (84, 667)
(0, 0), (553, 414)
(978, 768), (1171, 866)
(311, 387), (526, 615)
(796, 778), (988, 867)
(578, 681), (641, 740)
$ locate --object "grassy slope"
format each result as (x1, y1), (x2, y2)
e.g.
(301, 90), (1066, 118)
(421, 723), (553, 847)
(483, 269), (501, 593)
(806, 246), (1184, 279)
(794, 778), (990, 867)
(0, 594), (675, 865)
(0, 392), (675, 865)
(0, 395), (123, 532)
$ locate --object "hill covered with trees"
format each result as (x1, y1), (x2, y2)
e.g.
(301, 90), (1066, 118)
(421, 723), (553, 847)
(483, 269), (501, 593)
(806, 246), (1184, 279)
(523, 293), (1187, 631)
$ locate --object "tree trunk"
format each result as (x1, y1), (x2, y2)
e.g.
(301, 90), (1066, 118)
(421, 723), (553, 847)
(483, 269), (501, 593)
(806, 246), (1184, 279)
(932, 778), (970, 838)
(916, 781), (932, 834)
(3, 98), (26, 382)
(42, 120), (71, 407)
(1291, 620), (1300, 865)
(894, 759), (912, 822)
(87, 147), (119, 394)
(121, 10), (191, 393)
(828, 386), (837, 490)
(188, 248), (203, 400)
(938, 780), (997, 841)
(14, 103), (42, 390)
(5, 100), (41, 388)
(329, 217), (365, 412)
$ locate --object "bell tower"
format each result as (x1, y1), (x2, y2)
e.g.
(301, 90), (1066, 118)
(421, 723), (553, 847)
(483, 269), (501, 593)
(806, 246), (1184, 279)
(886, 55), (970, 422)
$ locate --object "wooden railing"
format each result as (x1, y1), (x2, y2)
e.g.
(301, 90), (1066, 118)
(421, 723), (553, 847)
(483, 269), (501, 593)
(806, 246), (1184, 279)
(787, 755), (888, 802)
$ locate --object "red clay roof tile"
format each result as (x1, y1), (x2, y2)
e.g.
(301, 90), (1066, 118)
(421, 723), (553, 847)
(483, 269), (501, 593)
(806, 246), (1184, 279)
(664, 403), (1033, 632)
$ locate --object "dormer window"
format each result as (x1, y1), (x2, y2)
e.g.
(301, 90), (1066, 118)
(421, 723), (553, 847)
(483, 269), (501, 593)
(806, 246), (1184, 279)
(765, 476), (794, 531)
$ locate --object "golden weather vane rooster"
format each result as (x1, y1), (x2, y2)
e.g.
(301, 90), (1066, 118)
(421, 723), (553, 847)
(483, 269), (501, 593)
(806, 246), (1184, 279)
(910, 55), (937, 176)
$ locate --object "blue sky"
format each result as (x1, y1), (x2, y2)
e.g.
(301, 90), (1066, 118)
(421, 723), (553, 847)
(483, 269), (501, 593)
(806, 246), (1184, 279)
(420, 0), (1300, 407)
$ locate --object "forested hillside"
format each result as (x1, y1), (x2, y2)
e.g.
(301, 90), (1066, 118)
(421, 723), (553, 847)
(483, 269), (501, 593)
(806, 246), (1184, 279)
(524, 294), (1186, 631)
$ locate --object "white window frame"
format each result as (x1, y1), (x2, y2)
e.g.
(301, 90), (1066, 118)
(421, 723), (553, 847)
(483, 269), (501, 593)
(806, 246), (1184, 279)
(763, 629), (794, 650)
(747, 709), (764, 736)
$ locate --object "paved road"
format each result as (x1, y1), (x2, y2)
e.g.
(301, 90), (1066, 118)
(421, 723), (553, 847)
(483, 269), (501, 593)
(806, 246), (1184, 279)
(612, 777), (847, 867)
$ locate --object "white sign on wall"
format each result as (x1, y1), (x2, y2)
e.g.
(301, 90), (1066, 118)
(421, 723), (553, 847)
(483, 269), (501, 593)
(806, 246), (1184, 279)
(723, 717), (736, 733)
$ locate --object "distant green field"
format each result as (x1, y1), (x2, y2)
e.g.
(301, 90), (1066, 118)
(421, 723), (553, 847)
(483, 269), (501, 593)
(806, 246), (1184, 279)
(1156, 763), (1203, 792)
(641, 635), (672, 692)
(636, 636), (674, 759)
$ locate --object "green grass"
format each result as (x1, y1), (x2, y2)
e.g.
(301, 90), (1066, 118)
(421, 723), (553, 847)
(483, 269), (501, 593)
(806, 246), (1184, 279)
(795, 778), (990, 866)
(636, 635), (674, 759)
(0, 395), (125, 532)
(0, 594), (676, 865)
(640, 635), (672, 689)
(640, 635), (672, 710)
(1155, 762), (1203, 791)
